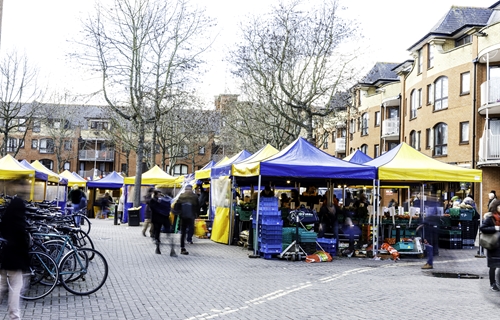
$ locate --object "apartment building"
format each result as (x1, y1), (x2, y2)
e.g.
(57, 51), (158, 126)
(343, 1), (500, 211)
(2, 103), (212, 179)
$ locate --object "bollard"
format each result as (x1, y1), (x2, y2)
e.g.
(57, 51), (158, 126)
(114, 203), (118, 225)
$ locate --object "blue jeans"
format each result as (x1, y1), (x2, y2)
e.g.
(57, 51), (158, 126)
(72, 203), (81, 225)
(425, 243), (433, 265)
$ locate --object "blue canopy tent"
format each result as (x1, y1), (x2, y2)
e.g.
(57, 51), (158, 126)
(86, 171), (124, 218)
(344, 150), (373, 164)
(210, 150), (252, 179)
(244, 137), (377, 257)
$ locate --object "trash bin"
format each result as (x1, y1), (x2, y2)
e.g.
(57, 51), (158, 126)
(128, 208), (140, 226)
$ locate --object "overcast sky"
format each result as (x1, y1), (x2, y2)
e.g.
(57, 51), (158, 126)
(0, 0), (496, 105)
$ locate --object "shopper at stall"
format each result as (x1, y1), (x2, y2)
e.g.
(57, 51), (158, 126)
(488, 190), (497, 208)
(117, 193), (125, 224)
(479, 199), (500, 291)
(260, 185), (275, 198)
(198, 186), (209, 217)
(151, 190), (176, 256)
(142, 187), (154, 238)
(175, 185), (199, 255)
(290, 189), (300, 209)
(318, 196), (337, 241)
(280, 193), (290, 208)
(0, 197), (30, 319)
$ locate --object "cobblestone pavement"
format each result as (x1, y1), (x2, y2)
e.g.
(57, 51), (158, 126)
(3, 219), (499, 319)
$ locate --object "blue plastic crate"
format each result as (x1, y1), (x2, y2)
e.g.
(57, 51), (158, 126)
(260, 243), (282, 254)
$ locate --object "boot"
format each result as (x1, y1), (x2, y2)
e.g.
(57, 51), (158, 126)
(155, 243), (161, 255)
(170, 248), (177, 257)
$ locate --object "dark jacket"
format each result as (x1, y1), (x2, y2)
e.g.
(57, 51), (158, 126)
(143, 193), (153, 220)
(480, 206), (500, 268)
(176, 191), (200, 220)
(0, 198), (30, 271)
(69, 188), (83, 204)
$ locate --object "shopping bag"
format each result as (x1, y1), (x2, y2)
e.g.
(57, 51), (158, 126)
(479, 232), (500, 250)
(305, 251), (332, 263)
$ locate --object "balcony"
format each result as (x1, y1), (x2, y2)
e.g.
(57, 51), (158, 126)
(479, 78), (500, 115)
(78, 149), (115, 162)
(335, 138), (345, 153)
(381, 117), (399, 140)
(478, 129), (500, 166)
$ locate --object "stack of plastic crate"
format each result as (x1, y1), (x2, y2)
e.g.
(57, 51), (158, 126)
(316, 237), (337, 256)
(293, 228), (317, 254)
(282, 227), (295, 252)
(460, 220), (476, 249)
(253, 197), (282, 259)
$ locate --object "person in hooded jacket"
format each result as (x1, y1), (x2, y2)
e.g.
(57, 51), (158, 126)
(175, 185), (199, 255)
(0, 197), (30, 319)
(480, 199), (500, 291)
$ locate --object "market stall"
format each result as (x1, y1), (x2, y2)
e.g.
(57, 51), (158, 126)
(86, 171), (124, 218)
(122, 165), (178, 223)
(19, 159), (49, 202)
(211, 145), (279, 245)
(344, 150), (373, 164)
(364, 142), (483, 255)
(30, 160), (68, 208)
(0, 154), (36, 200)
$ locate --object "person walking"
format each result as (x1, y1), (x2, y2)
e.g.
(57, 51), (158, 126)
(480, 199), (500, 291)
(175, 185), (199, 255)
(142, 188), (154, 238)
(117, 193), (125, 224)
(68, 185), (83, 221)
(0, 197), (30, 320)
(488, 190), (497, 208)
(150, 190), (176, 256)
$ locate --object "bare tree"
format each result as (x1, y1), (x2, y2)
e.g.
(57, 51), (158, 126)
(79, 0), (215, 206)
(229, 0), (360, 142)
(0, 50), (42, 156)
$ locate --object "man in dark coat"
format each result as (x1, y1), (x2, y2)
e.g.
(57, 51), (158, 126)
(480, 199), (500, 291)
(0, 197), (30, 319)
(150, 190), (175, 256)
(175, 185), (199, 255)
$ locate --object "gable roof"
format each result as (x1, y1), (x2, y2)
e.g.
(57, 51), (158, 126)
(408, 5), (493, 51)
(358, 62), (400, 87)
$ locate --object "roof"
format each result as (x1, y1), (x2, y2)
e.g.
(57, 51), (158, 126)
(408, 5), (493, 51)
(358, 62), (400, 87)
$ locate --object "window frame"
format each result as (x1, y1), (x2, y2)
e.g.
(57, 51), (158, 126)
(361, 113), (369, 136)
(426, 84), (433, 105)
(360, 144), (368, 154)
(374, 111), (381, 127)
(460, 121), (469, 144)
(410, 89), (418, 119)
(460, 72), (470, 95)
(426, 128), (431, 149)
(417, 48), (423, 74)
(427, 44), (434, 69)
(374, 144), (380, 158)
(433, 123), (448, 156)
(31, 139), (38, 149)
(434, 77), (448, 111)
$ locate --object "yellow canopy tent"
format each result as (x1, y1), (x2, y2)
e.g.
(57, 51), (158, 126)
(0, 154), (35, 200)
(60, 170), (87, 187)
(211, 145), (279, 244)
(31, 160), (63, 183)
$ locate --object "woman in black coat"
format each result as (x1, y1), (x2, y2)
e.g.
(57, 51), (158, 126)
(0, 197), (30, 319)
(479, 199), (500, 291)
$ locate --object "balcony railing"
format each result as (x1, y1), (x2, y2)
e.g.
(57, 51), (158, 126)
(78, 149), (115, 162)
(480, 78), (500, 107)
(381, 117), (399, 137)
(335, 138), (346, 152)
(478, 129), (500, 161)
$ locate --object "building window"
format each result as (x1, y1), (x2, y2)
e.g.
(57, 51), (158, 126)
(426, 128), (431, 149)
(18, 118), (27, 132)
(323, 133), (329, 149)
(426, 84), (433, 105)
(427, 44), (434, 69)
(32, 119), (41, 132)
(349, 119), (356, 133)
(460, 121), (469, 143)
(173, 164), (188, 176)
(374, 144), (380, 158)
(182, 145), (189, 157)
(63, 162), (70, 171)
(460, 72), (470, 95)
(121, 163), (127, 173)
(40, 159), (53, 170)
(433, 123), (448, 156)
(417, 131), (421, 151)
(19, 139), (24, 149)
(360, 144), (368, 154)
(90, 120), (109, 130)
(332, 132), (336, 142)
(199, 146), (205, 155)
(455, 34), (471, 47)
(39, 138), (54, 154)
(64, 140), (72, 151)
(361, 113), (369, 136)
(375, 111), (380, 127)
(410, 130), (418, 149)
(340, 128), (346, 138)
(7, 137), (17, 152)
(434, 77), (448, 111)
(417, 48), (423, 74)
(31, 139), (38, 149)
(410, 89), (418, 119)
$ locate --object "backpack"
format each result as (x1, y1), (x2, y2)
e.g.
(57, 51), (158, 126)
(156, 197), (172, 217)
(180, 202), (195, 219)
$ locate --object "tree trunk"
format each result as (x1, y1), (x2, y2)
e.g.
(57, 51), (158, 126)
(133, 120), (146, 207)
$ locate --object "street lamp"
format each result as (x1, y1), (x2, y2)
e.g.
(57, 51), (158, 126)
(94, 133), (99, 180)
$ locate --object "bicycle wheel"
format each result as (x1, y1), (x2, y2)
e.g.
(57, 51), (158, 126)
(78, 215), (91, 234)
(9, 251), (59, 300)
(72, 230), (95, 260)
(59, 248), (108, 295)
